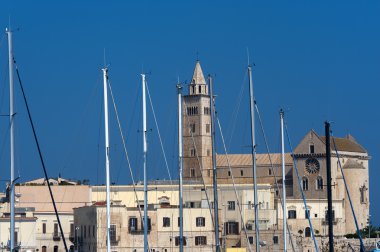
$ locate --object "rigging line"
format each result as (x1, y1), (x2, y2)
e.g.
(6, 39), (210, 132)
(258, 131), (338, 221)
(145, 80), (172, 182)
(254, 103), (296, 251)
(216, 114), (252, 252)
(227, 70), (247, 150)
(13, 59), (69, 252)
(284, 121), (319, 252)
(107, 79), (150, 250)
(331, 133), (365, 252)
(182, 98), (215, 227)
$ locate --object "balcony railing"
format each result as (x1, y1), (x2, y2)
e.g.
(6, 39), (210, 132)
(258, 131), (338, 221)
(53, 232), (61, 241)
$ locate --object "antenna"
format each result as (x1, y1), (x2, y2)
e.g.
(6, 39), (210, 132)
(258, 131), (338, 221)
(103, 48), (107, 67)
(246, 47), (250, 66)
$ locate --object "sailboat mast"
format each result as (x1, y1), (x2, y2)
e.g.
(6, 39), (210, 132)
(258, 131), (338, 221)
(142, 74), (148, 252)
(325, 122), (334, 252)
(177, 83), (184, 252)
(102, 68), (111, 252)
(209, 75), (221, 252)
(248, 65), (260, 252)
(280, 110), (287, 252)
(6, 27), (15, 252)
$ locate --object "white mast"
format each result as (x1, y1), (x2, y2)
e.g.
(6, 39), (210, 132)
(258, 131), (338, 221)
(142, 74), (148, 252)
(280, 109), (287, 252)
(177, 83), (184, 252)
(102, 67), (111, 252)
(6, 27), (15, 252)
(248, 65), (259, 252)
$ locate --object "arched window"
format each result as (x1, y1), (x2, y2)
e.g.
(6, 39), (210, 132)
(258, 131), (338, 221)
(305, 227), (311, 237)
(302, 177), (309, 191)
(42, 246), (47, 252)
(199, 85), (202, 94)
(316, 176), (323, 190)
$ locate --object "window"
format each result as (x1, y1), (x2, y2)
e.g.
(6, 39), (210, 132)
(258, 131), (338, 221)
(129, 217), (138, 232)
(225, 221), (239, 235)
(163, 217), (170, 227)
(83, 224), (86, 238)
(316, 177), (323, 190)
(360, 186), (367, 203)
(206, 124), (210, 133)
(273, 235), (279, 244)
(175, 236), (187, 246)
(269, 168), (272, 175)
(141, 217), (152, 231)
(228, 171), (231, 177)
(190, 168), (195, 178)
(14, 231), (18, 246)
(248, 236), (254, 244)
(204, 107), (210, 115)
(240, 170), (243, 176)
(196, 217), (205, 227)
(199, 85), (201, 93)
(305, 210), (310, 219)
(190, 148), (196, 157)
(190, 123), (196, 133)
(110, 224), (117, 242)
(54, 223), (59, 237)
(302, 177), (309, 191)
(228, 201), (235, 211)
(305, 227), (311, 237)
(70, 223), (74, 237)
(195, 236), (207, 246)
(288, 210), (297, 219)
(42, 246), (47, 252)
(54, 246), (58, 252)
(324, 210), (335, 221)
(42, 223), (46, 234)
(309, 144), (315, 154)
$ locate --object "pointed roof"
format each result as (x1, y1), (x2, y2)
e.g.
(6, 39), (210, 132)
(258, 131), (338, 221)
(191, 61), (206, 85)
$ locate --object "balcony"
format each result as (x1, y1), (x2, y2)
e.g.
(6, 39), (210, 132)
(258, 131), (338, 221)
(322, 218), (339, 225)
(53, 232), (61, 241)
(69, 233), (75, 243)
(110, 236), (120, 245)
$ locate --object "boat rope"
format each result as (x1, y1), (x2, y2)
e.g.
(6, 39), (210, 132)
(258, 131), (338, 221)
(331, 132), (365, 252)
(13, 58), (69, 252)
(227, 70), (247, 149)
(107, 79), (151, 250)
(284, 121), (319, 252)
(145, 80), (172, 182)
(255, 103), (296, 251)
(216, 114), (253, 252)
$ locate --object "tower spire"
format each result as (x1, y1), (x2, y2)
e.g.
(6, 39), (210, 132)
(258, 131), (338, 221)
(189, 61), (208, 95)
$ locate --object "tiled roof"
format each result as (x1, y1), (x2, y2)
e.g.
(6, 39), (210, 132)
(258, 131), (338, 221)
(320, 136), (367, 153)
(216, 153), (293, 167)
(343, 159), (366, 169)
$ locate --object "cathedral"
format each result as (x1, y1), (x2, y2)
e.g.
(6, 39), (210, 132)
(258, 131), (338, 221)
(182, 61), (370, 238)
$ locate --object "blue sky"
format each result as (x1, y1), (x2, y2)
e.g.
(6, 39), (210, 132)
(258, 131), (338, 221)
(0, 1), (379, 225)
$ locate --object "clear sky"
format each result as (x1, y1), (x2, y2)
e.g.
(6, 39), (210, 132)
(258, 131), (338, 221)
(0, 1), (379, 225)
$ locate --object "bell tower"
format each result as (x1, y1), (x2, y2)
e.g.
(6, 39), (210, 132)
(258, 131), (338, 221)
(183, 61), (212, 183)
